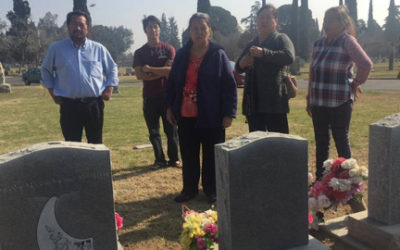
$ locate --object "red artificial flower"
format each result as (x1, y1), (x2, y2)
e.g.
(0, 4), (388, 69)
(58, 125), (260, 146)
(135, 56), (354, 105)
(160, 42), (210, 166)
(330, 158), (345, 173)
(335, 170), (350, 179)
(115, 212), (124, 230)
(331, 190), (346, 200)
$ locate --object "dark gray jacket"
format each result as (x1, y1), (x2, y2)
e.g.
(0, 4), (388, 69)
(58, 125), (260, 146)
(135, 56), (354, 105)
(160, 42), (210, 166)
(236, 31), (295, 115)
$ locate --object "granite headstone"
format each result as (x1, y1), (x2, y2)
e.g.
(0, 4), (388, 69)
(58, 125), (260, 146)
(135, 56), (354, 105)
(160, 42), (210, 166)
(368, 113), (400, 225)
(215, 132), (309, 250)
(0, 141), (118, 250)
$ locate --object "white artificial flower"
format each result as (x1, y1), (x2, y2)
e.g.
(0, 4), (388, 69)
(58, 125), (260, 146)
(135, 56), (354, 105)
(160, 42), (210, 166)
(338, 179), (352, 191)
(308, 197), (318, 211)
(360, 167), (368, 178)
(349, 167), (362, 177)
(317, 195), (331, 209)
(350, 176), (363, 184)
(328, 177), (340, 190)
(341, 158), (357, 170)
(323, 159), (333, 170)
(308, 173), (314, 184)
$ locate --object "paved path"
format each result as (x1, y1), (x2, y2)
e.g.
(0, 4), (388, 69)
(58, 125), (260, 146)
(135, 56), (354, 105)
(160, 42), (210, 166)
(5, 76), (400, 91)
(297, 79), (400, 91)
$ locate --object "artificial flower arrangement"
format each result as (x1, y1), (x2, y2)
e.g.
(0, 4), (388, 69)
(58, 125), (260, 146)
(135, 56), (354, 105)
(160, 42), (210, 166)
(308, 158), (368, 229)
(180, 205), (218, 250)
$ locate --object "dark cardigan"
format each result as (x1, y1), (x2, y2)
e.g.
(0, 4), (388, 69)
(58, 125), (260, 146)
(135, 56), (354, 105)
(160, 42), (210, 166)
(166, 40), (237, 128)
(236, 31), (295, 116)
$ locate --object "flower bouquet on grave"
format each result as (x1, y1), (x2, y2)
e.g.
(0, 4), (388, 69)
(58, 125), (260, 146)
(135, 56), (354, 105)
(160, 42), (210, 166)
(180, 205), (218, 250)
(308, 158), (368, 230)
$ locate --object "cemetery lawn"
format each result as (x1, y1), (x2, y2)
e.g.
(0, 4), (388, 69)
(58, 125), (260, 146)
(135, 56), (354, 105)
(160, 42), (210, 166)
(1, 86), (399, 249)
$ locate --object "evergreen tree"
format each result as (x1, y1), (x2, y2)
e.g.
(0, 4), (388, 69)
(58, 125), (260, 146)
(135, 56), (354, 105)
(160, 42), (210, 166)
(73, 0), (89, 13)
(209, 6), (239, 36)
(345, 0), (358, 26)
(197, 0), (211, 14)
(291, 0), (299, 52)
(241, 1), (260, 37)
(383, 0), (400, 70)
(160, 13), (169, 43)
(368, 0), (373, 28)
(159, 13), (181, 50)
(262, 0), (266, 7)
(73, 0), (91, 26)
(6, 0), (38, 69)
(168, 17), (181, 50)
(298, 0), (312, 60)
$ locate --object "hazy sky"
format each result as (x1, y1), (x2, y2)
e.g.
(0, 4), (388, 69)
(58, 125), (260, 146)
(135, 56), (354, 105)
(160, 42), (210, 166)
(0, 0), (395, 52)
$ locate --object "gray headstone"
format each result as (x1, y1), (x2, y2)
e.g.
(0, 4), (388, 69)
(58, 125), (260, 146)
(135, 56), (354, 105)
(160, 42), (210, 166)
(0, 141), (118, 250)
(0, 62), (11, 93)
(215, 132), (309, 250)
(368, 113), (400, 225)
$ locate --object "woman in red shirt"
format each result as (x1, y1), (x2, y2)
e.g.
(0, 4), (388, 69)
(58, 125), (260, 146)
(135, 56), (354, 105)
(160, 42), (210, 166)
(166, 13), (237, 203)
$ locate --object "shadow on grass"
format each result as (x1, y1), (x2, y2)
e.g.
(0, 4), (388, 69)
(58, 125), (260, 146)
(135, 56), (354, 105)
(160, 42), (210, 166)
(116, 193), (214, 245)
(112, 164), (180, 181)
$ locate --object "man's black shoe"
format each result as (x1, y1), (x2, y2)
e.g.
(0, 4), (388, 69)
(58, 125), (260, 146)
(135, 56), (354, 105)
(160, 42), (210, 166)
(174, 192), (197, 203)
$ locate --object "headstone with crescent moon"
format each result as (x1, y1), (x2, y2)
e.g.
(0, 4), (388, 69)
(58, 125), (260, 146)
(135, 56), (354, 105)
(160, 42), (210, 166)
(0, 141), (119, 250)
(0, 61), (11, 93)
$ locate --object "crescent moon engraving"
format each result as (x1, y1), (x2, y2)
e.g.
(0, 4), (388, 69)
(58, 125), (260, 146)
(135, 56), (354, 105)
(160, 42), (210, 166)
(37, 197), (94, 250)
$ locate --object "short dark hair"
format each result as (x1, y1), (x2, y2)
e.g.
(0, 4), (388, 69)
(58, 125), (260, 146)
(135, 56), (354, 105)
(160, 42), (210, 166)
(257, 4), (278, 20)
(66, 10), (91, 27)
(142, 15), (161, 31)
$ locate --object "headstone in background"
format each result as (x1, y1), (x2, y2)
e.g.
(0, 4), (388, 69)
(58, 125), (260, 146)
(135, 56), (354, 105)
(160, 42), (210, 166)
(0, 61), (11, 93)
(215, 131), (312, 250)
(0, 141), (118, 250)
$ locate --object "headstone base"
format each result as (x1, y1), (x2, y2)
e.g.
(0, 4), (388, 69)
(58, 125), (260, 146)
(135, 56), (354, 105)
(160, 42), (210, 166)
(0, 83), (11, 93)
(289, 236), (330, 250)
(348, 211), (400, 250)
(320, 211), (400, 250)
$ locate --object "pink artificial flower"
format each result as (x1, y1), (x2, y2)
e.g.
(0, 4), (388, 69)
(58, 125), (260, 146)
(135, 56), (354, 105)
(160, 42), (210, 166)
(204, 224), (218, 240)
(183, 210), (198, 219)
(115, 212), (124, 230)
(308, 213), (314, 224)
(197, 237), (206, 250)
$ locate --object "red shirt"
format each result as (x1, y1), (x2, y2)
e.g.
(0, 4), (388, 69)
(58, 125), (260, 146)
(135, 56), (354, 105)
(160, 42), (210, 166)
(181, 53), (204, 117)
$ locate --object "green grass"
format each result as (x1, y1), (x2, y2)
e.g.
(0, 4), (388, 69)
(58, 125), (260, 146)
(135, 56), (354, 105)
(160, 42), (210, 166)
(1, 86), (400, 249)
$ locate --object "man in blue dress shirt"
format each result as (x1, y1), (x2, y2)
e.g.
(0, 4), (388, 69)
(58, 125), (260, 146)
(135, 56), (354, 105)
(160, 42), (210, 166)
(41, 11), (118, 144)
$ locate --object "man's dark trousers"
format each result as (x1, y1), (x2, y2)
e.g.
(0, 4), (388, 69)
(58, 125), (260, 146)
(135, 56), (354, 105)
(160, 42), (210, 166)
(143, 96), (179, 164)
(60, 97), (104, 144)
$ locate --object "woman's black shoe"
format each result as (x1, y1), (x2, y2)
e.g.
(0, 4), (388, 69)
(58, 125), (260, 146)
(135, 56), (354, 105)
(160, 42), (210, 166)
(174, 192), (197, 203)
(207, 194), (216, 204)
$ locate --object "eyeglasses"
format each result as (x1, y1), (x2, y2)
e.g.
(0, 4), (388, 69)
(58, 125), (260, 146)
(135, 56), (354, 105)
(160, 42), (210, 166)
(69, 22), (87, 28)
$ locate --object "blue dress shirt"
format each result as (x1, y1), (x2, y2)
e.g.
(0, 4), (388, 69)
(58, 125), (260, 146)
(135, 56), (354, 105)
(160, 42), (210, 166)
(41, 38), (118, 98)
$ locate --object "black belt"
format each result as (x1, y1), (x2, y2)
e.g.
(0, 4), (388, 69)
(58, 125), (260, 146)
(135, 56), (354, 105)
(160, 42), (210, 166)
(61, 96), (101, 103)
